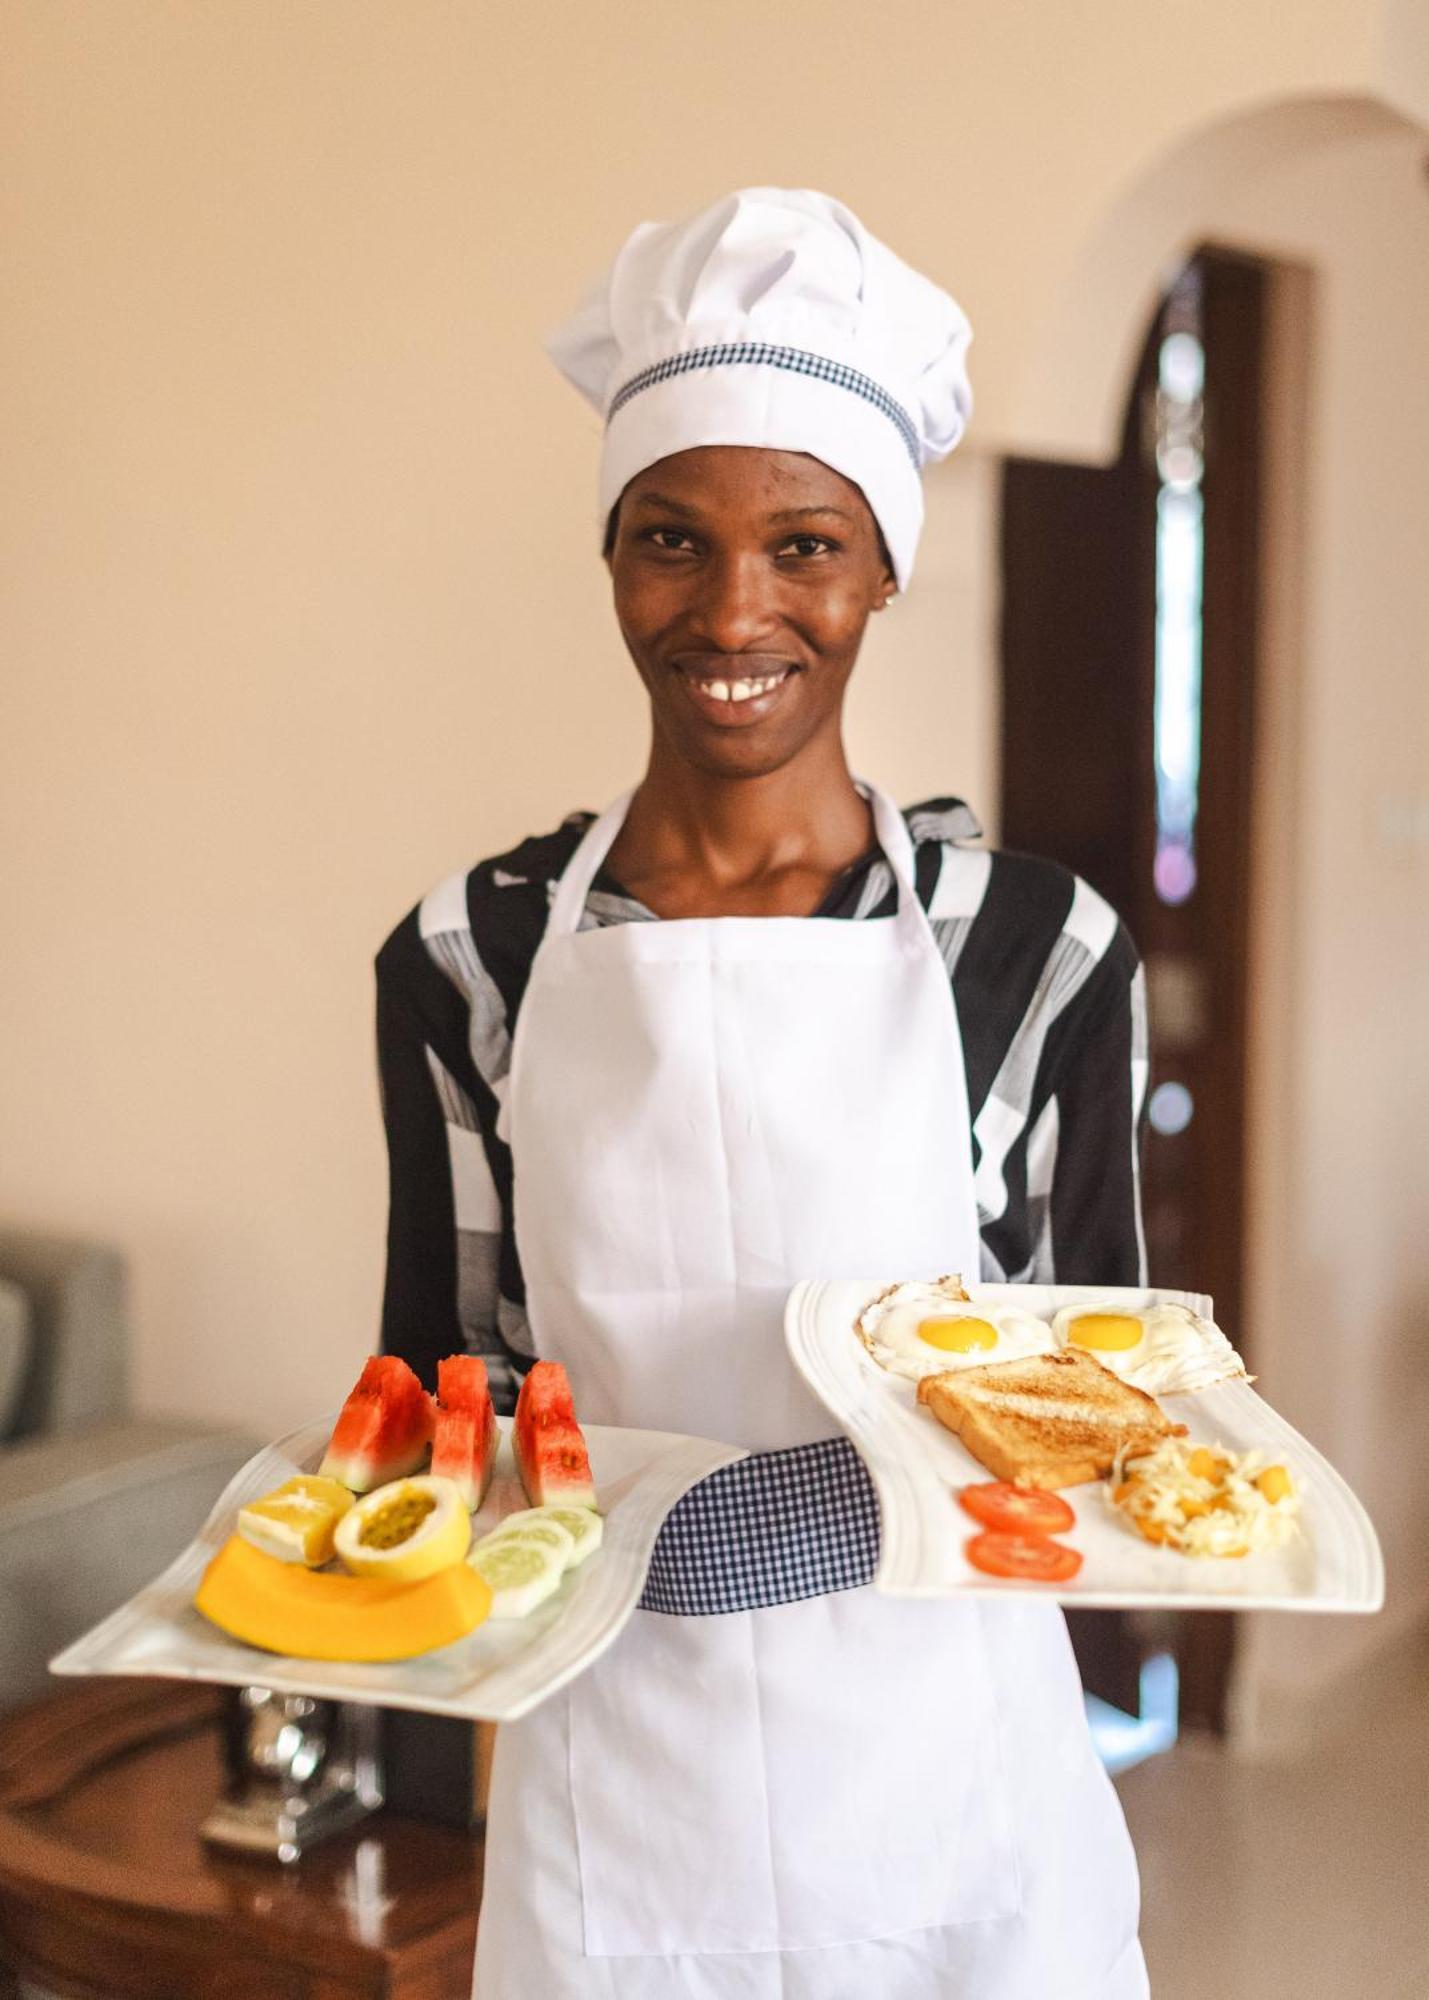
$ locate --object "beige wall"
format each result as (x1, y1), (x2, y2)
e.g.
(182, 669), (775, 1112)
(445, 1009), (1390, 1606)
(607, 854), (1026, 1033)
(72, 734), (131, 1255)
(3, 2), (1027, 1434)
(2, 6), (1425, 1708)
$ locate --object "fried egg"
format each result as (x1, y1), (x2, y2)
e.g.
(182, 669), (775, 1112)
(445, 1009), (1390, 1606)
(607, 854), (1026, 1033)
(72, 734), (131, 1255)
(1050, 1301), (1247, 1395)
(856, 1279), (1057, 1381)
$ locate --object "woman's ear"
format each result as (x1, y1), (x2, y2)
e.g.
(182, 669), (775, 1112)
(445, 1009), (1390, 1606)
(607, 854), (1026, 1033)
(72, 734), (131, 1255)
(872, 525), (896, 609)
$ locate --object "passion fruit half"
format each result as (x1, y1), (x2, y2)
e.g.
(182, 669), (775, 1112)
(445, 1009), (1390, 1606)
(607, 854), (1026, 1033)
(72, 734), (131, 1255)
(333, 1473), (472, 1583)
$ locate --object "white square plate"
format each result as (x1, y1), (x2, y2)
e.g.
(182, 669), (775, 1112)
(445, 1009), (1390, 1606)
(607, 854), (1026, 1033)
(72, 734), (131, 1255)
(785, 1279), (1383, 1612)
(50, 1417), (745, 1720)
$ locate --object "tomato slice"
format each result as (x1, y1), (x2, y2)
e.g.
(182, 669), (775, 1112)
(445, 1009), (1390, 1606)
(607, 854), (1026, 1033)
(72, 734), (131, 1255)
(957, 1481), (1076, 1536)
(965, 1530), (1084, 1583)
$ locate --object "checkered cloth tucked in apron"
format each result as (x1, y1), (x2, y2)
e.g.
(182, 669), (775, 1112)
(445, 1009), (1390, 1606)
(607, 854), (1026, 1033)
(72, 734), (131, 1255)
(639, 1436), (880, 1615)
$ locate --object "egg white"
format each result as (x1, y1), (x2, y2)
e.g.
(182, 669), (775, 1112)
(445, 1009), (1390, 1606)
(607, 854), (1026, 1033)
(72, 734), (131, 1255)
(857, 1280), (1057, 1381)
(1050, 1300), (1247, 1394)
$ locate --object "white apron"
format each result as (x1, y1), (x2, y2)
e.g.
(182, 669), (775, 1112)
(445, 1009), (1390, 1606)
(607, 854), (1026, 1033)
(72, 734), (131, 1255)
(475, 786), (1147, 2000)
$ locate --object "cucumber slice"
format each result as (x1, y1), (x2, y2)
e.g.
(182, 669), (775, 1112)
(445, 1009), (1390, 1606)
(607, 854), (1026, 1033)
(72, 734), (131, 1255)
(495, 1505), (604, 1568)
(477, 1517), (575, 1566)
(467, 1531), (568, 1618)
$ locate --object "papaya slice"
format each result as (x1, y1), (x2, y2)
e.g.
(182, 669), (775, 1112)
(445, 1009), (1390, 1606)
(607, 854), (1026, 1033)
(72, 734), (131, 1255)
(194, 1534), (491, 1660)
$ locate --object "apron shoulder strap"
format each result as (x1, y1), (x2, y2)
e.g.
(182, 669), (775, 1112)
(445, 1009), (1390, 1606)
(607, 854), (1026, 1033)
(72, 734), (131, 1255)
(860, 782), (916, 894)
(548, 792), (636, 938)
(547, 783), (920, 939)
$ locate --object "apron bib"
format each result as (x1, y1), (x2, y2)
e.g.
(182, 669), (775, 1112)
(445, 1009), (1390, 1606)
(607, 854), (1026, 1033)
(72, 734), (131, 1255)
(475, 786), (1145, 1997)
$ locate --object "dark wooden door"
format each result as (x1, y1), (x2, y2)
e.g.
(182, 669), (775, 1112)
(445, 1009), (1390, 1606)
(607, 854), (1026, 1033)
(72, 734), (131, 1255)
(1000, 247), (1268, 1729)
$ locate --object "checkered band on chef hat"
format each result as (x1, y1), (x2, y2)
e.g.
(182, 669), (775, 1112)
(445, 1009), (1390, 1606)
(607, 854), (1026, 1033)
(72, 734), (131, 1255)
(544, 187), (974, 591)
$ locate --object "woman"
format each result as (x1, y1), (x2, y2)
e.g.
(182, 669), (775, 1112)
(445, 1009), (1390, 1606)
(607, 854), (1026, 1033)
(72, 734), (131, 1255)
(377, 189), (1149, 1999)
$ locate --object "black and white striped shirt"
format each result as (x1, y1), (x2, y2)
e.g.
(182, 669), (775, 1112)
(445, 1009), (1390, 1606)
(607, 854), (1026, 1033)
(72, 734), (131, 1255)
(376, 798), (1148, 1412)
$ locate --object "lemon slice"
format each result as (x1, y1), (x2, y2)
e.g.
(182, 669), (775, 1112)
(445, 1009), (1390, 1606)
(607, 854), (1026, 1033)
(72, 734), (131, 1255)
(494, 1505), (604, 1568)
(468, 1532), (568, 1619)
(238, 1475), (355, 1567)
(333, 1475), (472, 1583)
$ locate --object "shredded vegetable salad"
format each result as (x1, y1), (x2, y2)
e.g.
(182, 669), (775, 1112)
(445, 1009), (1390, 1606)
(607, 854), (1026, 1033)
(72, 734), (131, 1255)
(1105, 1438), (1301, 1558)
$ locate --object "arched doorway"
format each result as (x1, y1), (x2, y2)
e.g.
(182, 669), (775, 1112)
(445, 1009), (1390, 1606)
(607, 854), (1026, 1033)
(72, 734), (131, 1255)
(1000, 243), (1271, 1732)
(994, 84), (1429, 1748)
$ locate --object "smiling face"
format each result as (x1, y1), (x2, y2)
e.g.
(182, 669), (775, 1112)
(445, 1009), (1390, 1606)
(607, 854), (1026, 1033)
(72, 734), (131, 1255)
(605, 446), (895, 781)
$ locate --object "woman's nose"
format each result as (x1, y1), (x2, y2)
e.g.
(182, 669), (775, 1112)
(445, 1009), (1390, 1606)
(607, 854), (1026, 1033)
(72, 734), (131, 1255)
(687, 552), (780, 650)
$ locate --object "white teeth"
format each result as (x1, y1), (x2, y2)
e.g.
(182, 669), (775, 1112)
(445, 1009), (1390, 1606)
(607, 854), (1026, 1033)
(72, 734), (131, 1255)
(695, 670), (787, 704)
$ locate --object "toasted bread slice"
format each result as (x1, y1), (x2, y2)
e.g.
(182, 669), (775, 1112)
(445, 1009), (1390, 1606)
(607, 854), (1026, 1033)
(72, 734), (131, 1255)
(916, 1348), (1186, 1489)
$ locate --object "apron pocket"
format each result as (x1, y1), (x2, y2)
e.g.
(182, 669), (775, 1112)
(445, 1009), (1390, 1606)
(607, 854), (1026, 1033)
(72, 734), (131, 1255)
(569, 1595), (1023, 1960)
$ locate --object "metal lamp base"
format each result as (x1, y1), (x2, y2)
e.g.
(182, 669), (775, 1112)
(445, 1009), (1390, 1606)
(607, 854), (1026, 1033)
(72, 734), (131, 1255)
(201, 1686), (384, 1865)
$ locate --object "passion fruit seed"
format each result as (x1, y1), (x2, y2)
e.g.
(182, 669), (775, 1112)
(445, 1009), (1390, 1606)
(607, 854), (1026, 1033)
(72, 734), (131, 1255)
(359, 1490), (438, 1549)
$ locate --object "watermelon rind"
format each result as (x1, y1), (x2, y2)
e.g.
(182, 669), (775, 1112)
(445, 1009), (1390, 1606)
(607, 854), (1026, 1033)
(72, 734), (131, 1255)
(319, 1355), (435, 1494)
(513, 1362), (597, 1510)
(430, 1354), (499, 1510)
(514, 1422), (597, 1510)
(430, 1402), (500, 1511)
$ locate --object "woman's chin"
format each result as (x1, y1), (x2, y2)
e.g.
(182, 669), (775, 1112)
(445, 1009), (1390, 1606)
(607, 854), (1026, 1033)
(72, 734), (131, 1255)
(658, 714), (819, 783)
(651, 679), (845, 781)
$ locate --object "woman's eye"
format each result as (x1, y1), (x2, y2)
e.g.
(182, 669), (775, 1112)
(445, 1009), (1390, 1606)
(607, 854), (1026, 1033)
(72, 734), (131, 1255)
(639, 529), (837, 559)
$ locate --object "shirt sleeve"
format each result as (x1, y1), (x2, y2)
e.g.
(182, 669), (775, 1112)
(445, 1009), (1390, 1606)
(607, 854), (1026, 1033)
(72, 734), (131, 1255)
(1042, 940), (1149, 1287)
(375, 915), (528, 1413)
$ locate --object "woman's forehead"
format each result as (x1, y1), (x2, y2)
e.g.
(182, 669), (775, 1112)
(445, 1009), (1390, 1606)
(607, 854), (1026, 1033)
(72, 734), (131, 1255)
(620, 446), (874, 524)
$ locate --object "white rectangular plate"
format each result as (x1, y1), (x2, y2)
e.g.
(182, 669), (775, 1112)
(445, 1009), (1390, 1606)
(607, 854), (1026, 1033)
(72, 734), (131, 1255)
(50, 1416), (745, 1720)
(785, 1279), (1383, 1613)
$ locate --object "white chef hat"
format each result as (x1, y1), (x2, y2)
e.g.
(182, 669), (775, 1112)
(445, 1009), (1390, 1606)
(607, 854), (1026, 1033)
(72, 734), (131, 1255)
(544, 187), (973, 591)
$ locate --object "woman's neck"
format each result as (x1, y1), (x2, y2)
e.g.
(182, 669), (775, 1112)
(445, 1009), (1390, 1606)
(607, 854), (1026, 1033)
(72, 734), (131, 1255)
(604, 739), (875, 920)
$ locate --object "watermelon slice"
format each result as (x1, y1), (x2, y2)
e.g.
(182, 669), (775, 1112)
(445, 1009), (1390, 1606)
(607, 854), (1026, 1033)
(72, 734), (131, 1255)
(513, 1361), (597, 1510)
(429, 1354), (500, 1511)
(320, 1355), (435, 1493)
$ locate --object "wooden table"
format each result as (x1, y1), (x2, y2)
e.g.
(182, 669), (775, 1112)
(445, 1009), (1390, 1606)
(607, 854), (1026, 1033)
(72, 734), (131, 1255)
(0, 1679), (484, 2000)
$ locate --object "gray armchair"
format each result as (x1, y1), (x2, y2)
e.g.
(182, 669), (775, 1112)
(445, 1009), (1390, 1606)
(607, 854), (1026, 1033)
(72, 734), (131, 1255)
(0, 1228), (258, 1710)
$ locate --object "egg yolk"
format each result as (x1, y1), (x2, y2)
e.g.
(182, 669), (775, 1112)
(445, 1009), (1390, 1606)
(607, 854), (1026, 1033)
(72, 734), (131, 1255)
(917, 1315), (998, 1352)
(1068, 1312), (1144, 1353)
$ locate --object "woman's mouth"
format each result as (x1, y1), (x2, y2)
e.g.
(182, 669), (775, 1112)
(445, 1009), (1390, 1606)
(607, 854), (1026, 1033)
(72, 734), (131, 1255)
(697, 670), (788, 703)
(674, 661), (799, 726)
